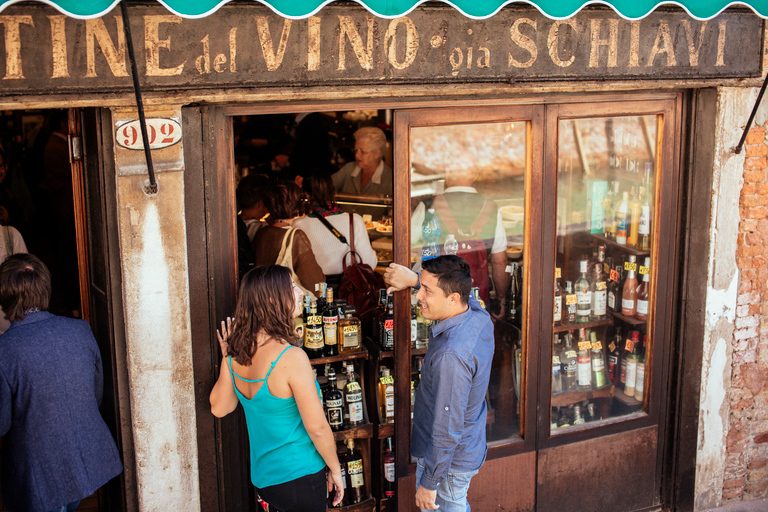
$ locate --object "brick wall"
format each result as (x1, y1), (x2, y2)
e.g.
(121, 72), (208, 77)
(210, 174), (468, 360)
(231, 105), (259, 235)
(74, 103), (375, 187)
(725, 124), (768, 502)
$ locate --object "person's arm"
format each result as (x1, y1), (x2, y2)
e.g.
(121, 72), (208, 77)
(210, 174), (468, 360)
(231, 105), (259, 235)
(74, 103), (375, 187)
(490, 252), (509, 320)
(417, 353), (473, 491)
(292, 229), (326, 295)
(0, 370), (11, 437)
(384, 262), (419, 295)
(288, 348), (344, 507)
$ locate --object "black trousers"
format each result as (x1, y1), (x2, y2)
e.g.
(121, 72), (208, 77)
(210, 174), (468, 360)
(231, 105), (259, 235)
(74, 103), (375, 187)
(255, 468), (326, 512)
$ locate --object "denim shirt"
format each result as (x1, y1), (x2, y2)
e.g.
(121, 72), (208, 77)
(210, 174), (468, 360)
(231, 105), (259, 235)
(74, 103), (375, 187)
(410, 294), (495, 491)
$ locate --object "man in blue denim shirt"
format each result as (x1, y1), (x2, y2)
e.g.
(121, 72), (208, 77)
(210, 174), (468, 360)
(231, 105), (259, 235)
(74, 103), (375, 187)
(385, 255), (494, 511)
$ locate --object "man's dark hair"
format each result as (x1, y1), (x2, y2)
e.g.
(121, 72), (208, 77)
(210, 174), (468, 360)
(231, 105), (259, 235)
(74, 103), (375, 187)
(236, 174), (270, 211)
(422, 255), (472, 305)
(0, 253), (51, 322)
(263, 181), (306, 224)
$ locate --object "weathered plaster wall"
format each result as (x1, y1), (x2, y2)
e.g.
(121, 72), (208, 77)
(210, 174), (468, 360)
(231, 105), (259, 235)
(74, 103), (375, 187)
(696, 87), (768, 510)
(112, 107), (201, 512)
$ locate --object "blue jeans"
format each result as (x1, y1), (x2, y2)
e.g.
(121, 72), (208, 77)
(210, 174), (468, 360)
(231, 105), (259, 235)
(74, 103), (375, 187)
(47, 500), (79, 512)
(415, 458), (478, 512)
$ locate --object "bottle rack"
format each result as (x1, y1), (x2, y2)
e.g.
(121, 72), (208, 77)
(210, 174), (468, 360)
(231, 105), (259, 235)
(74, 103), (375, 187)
(310, 349), (376, 511)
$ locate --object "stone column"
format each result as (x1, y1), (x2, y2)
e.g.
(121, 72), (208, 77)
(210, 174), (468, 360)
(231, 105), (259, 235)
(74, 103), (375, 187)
(111, 106), (201, 512)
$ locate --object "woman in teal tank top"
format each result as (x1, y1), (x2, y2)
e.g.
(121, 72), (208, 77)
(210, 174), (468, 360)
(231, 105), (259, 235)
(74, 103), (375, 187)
(210, 265), (344, 511)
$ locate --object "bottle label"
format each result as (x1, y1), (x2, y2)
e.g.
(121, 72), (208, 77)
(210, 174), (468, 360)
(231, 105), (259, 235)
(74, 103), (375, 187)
(385, 395), (395, 414)
(554, 296), (562, 322)
(565, 294), (577, 306)
(307, 315), (322, 325)
(577, 357), (591, 386)
(385, 461), (395, 483)
(324, 322), (338, 346)
(621, 298), (635, 311)
(343, 325), (360, 348)
(608, 353), (618, 373)
(639, 206), (650, 235)
(616, 213), (628, 241)
(348, 459), (364, 488)
(577, 291), (591, 308)
(637, 300), (649, 315)
(411, 319), (417, 342)
(592, 357), (605, 371)
(636, 365), (645, 395)
(624, 262), (637, 272)
(608, 291), (616, 309)
(564, 359), (577, 376)
(380, 375), (394, 385)
(326, 403), (343, 426)
(348, 400), (363, 422)
(591, 341), (602, 351)
(593, 290), (607, 315)
(625, 361), (637, 388)
(565, 350), (577, 359)
(625, 339), (635, 352)
(578, 341), (591, 351)
(552, 355), (561, 366)
(305, 328), (324, 349)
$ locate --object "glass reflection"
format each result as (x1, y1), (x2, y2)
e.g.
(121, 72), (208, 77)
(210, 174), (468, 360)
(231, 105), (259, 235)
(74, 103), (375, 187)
(409, 121), (527, 442)
(552, 115), (657, 433)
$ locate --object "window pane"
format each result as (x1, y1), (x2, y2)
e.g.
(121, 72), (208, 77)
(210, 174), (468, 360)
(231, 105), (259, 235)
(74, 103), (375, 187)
(409, 121), (527, 442)
(551, 115), (656, 433)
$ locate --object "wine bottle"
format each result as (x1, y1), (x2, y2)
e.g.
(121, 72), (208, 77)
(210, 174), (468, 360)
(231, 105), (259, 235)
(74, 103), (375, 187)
(576, 328), (592, 391)
(304, 301), (324, 359)
(560, 333), (578, 392)
(379, 367), (395, 424)
(323, 288), (339, 357)
(345, 364), (364, 428)
(575, 260), (592, 323)
(591, 246), (607, 320)
(621, 255), (639, 318)
(590, 331), (607, 389)
(383, 437), (396, 499)
(345, 439), (366, 504)
(324, 369), (344, 431)
(636, 257), (650, 321)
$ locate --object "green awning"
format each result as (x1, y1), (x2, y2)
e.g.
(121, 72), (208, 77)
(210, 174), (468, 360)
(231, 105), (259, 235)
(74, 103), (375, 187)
(1, 0), (766, 20)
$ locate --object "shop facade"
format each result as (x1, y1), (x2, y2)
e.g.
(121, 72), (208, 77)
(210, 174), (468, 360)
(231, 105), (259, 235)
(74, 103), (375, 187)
(0, 2), (766, 511)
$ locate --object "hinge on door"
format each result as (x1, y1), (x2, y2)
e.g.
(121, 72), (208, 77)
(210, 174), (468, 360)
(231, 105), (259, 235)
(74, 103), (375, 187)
(70, 136), (82, 161)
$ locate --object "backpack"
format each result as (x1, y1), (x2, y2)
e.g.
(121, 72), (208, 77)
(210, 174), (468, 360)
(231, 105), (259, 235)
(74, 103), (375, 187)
(430, 195), (496, 305)
(336, 213), (385, 324)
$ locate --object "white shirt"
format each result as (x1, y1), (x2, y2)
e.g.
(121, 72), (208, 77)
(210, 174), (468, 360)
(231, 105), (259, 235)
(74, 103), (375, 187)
(293, 213), (378, 275)
(411, 186), (507, 254)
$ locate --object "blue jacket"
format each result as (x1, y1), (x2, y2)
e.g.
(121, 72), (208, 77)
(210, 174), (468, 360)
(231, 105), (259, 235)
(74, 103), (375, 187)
(0, 311), (123, 512)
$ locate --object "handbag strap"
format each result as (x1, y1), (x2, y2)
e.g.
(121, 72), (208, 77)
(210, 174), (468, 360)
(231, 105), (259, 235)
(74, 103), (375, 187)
(313, 208), (348, 245)
(342, 214), (362, 272)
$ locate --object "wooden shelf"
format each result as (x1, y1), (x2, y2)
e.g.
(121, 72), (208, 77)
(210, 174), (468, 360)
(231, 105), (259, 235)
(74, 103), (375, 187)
(613, 387), (643, 406)
(329, 497), (377, 511)
(377, 422), (395, 439)
(585, 232), (650, 257)
(608, 310), (646, 326)
(551, 385), (614, 408)
(333, 423), (374, 441)
(553, 317), (613, 333)
(310, 348), (368, 366)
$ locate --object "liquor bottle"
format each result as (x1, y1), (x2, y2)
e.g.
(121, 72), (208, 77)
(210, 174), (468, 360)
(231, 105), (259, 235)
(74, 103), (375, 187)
(325, 369), (344, 431)
(634, 336), (646, 401)
(304, 301), (324, 359)
(373, 289), (387, 343)
(334, 443), (349, 507)
(603, 181), (619, 240)
(416, 302), (429, 349)
(576, 328), (592, 391)
(573, 404), (585, 425)
(621, 255), (639, 318)
(410, 295), (418, 348)
(323, 288), (339, 357)
(345, 439), (366, 505)
(624, 331), (641, 397)
(379, 367), (395, 424)
(410, 379), (416, 420)
(554, 269), (563, 325)
(608, 328), (623, 385)
(590, 331), (608, 389)
(638, 187), (651, 251)
(557, 406), (571, 428)
(421, 208), (441, 262)
(316, 282), (327, 315)
(552, 334), (563, 395)
(338, 306), (362, 354)
(616, 191), (630, 245)
(344, 364), (364, 428)
(607, 264), (622, 313)
(380, 298), (394, 350)
(472, 287), (486, 310)
(591, 247), (607, 320)
(443, 234), (459, 256)
(383, 437), (396, 499)
(565, 281), (577, 324)
(560, 332), (578, 392)
(628, 186), (642, 247)
(636, 257), (650, 321)
(575, 260), (592, 323)
(301, 295), (311, 347)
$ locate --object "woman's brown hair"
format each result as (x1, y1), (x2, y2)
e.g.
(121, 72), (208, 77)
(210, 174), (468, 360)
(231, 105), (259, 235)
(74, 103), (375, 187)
(304, 170), (337, 210)
(228, 265), (301, 366)
(263, 181), (306, 225)
(0, 253), (51, 322)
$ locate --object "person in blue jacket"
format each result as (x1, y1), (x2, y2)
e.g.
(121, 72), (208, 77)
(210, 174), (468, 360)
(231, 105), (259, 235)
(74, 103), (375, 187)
(0, 253), (123, 512)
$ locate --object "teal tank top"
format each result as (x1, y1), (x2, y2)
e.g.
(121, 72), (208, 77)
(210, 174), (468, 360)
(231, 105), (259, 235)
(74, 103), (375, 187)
(229, 346), (326, 488)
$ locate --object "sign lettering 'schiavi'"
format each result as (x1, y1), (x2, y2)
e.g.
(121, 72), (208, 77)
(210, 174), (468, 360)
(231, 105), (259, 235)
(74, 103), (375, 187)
(0, 4), (761, 95)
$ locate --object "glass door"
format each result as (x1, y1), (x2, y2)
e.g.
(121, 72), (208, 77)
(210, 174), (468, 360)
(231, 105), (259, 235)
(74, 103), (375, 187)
(393, 105), (544, 510)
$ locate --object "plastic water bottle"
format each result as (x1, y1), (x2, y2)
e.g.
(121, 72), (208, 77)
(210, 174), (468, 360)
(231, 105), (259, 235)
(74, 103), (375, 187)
(443, 234), (459, 255)
(421, 208), (440, 261)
